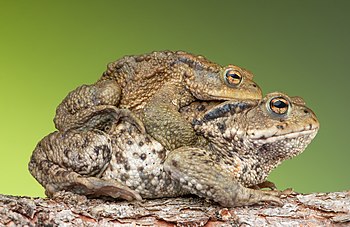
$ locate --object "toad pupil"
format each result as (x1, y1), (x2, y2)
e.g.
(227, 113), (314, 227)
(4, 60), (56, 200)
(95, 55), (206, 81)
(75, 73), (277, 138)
(273, 100), (287, 108)
(227, 72), (240, 80)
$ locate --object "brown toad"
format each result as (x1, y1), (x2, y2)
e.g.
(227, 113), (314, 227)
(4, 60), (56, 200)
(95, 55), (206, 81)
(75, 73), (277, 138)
(29, 92), (319, 207)
(54, 51), (262, 150)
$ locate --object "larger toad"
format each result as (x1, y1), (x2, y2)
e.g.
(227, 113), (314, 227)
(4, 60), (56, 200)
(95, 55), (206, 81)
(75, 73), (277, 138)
(54, 51), (262, 150)
(29, 92), (319, 207)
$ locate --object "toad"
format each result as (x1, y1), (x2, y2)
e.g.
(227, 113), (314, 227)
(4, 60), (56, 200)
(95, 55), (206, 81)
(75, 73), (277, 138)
(54, 51), (262, 149)
(29, 92), (319, 206)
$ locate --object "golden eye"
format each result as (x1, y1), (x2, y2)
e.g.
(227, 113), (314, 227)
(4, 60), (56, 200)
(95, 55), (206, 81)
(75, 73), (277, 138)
(269, 97), (289, 115)
(224, 69), (242, 87)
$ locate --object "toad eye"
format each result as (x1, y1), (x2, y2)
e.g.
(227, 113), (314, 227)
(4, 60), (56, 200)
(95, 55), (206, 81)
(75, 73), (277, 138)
(269, 97), (289, 115)
(224, 69), (242, 87)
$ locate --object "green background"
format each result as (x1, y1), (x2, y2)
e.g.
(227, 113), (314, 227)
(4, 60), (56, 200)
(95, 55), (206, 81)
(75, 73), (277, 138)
(0, 1), (349, 197)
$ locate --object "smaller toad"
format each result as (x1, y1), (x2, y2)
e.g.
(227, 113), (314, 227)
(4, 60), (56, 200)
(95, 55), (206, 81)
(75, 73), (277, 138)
(54, 51), (262, 150)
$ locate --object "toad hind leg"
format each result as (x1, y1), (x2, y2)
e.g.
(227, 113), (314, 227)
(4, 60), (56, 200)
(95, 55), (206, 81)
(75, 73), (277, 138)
(28, 130), (141, 201)
(163, 147), (283, 207)
(69, 105), (145, 134)
(54, 80), (145, 133)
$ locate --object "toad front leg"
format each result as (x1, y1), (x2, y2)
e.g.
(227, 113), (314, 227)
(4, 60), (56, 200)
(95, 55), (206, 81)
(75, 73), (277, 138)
(142, 84), (199, 150)
(54, 80), (144, 133)
(28, 129), (141, 201)
(163, 147), (283, 207)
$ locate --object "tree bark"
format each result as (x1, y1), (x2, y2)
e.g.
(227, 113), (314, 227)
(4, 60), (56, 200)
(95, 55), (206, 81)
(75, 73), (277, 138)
(1, 191), (349, 226)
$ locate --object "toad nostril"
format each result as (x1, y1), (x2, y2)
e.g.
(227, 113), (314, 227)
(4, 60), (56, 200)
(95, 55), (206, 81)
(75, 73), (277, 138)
(304, 109), (309, 114)
(252, 84), (257, 87)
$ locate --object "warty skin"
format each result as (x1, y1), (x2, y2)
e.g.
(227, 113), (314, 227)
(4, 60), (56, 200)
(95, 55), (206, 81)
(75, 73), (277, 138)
(29, 92), (319, 207)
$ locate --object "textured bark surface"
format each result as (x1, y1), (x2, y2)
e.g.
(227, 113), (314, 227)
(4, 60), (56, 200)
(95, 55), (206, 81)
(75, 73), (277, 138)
(1, 191), (349, 226)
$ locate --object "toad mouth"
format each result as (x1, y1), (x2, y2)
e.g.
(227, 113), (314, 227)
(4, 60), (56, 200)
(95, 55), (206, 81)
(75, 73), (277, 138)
(251, 128), (319, 144)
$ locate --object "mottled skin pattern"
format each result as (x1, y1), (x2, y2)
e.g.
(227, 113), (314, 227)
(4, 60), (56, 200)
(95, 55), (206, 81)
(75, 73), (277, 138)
(54, 51), (262, 150)
(29, 92), (319, 207)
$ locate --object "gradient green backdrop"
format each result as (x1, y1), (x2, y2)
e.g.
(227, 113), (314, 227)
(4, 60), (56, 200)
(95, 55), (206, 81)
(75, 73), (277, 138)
(0, 1), (349, 197)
